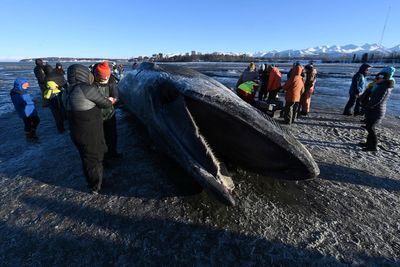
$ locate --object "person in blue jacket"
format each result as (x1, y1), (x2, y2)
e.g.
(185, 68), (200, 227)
(359, 66), (396, 151)
(10, 78), (40, 141)
(343, 63), (371, 116)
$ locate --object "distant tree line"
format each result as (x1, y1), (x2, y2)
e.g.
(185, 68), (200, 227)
(127, 51), (400, 64)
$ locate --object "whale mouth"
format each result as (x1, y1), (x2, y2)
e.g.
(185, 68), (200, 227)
(158, 88), (318, 205)
(183, 96), (319, 181)
(159, 92), (235, 205)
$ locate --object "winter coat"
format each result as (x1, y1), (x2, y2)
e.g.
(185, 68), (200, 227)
(349, 72), (366, 96)
(349, 64), (370, 96)
(66, 64), (113, 155)
(304, 67), (317, 93)
(241, 67), (259, 82)
(95, 76), (118, 121)
(283, 65), (304, 102)
(267, 67), (282, 92)
(64, 64), (112, 112)
(10, 78), (38, 118)
(365, 67), (396, 123)
(46, 69), (67, 89)
(365, 80), (394, 123)
(34, 65), (46, 87)
(44, 70), (67, 100)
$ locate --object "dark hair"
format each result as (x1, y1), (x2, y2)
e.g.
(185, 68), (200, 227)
(55, 63), (65, 74)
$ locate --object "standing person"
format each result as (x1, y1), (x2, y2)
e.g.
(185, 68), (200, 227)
(33, 58), (47, 106)
(299, 63), (317, 116)
(55, 62), (65, 75)
(93, 61), (122, 160)
(282, 64), (304, 124)
(266, 64), (282, 101)
(360, 67), (396, 152)
(111, 62), (120, 82)
(118, 64), (124, 80)
(343, 63), (371, 116)
(64, 64), (116, 194)
(258, 64), (269, 101)
(10, 78), (40, 141)
(44, 64), (68, 133)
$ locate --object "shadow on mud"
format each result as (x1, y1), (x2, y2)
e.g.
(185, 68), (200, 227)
(318, 162), (400, 192)
(2, 194), (393, 266)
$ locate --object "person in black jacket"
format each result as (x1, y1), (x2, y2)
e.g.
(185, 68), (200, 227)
(33, 58), (47, 106)
(93, 61), (122, 160)
(44, 64), (68, 133)
(55, 62), (65, 75)
(65, 64), (116, 194)
(258, 64), (269, 101)
(359, 66), (396, 152)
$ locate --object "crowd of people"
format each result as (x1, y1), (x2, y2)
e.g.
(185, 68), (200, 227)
(11, 59), (124, 194)
(9, 59), (396, 193)
(235, 61), (396, 152)
(236, 61), (317, 124)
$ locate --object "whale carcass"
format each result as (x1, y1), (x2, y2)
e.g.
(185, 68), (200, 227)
(118, 63), (319, 205)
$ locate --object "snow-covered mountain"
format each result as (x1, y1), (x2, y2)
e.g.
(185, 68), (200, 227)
(250, 43), (398, 58)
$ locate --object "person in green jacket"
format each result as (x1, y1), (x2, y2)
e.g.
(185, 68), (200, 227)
(93, 61), (122, 160)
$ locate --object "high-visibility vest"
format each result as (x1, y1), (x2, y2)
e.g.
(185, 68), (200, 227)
(44, 81), (61, 99)
(238, 81), (257, 95)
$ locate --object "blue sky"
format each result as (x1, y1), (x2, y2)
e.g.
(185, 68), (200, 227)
(1, 0), (399, 60)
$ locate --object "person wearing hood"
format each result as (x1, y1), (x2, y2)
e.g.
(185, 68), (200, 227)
(44, 64), (68, 133)
(266, 64), (282, 101)
(92, 61), (122, 161)
(33, 58), (47, 106)
(359, 66), (396, 152)
(55, 62), (65, 75)
(282, 64), (304, 124)
(64, 64), (116, 194)
(343, 63), (371, 116)
(10, 78), (40, 141)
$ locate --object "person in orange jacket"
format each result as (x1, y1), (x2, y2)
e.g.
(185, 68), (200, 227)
(299, 63), (317, 116)
(282, 64), (304, 124)
(266, 64), (282, 101)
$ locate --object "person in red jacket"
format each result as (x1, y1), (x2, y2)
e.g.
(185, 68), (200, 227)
(266, 64), (282, 101)
(282, 64), (304, 124)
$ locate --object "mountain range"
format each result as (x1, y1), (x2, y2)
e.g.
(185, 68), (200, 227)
(248, 43), (400, 58)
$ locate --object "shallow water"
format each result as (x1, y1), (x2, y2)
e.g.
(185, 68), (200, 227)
(1, 62), (399, 116)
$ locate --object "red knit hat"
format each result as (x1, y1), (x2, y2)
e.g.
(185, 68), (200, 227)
(95, 61), (111, 80)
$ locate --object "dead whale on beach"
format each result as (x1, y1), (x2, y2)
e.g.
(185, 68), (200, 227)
(118, 63), (319, 205)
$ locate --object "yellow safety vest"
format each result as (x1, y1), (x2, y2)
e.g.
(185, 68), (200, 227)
(238, 81), (257, 94)
(44, 81), (61, 99)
